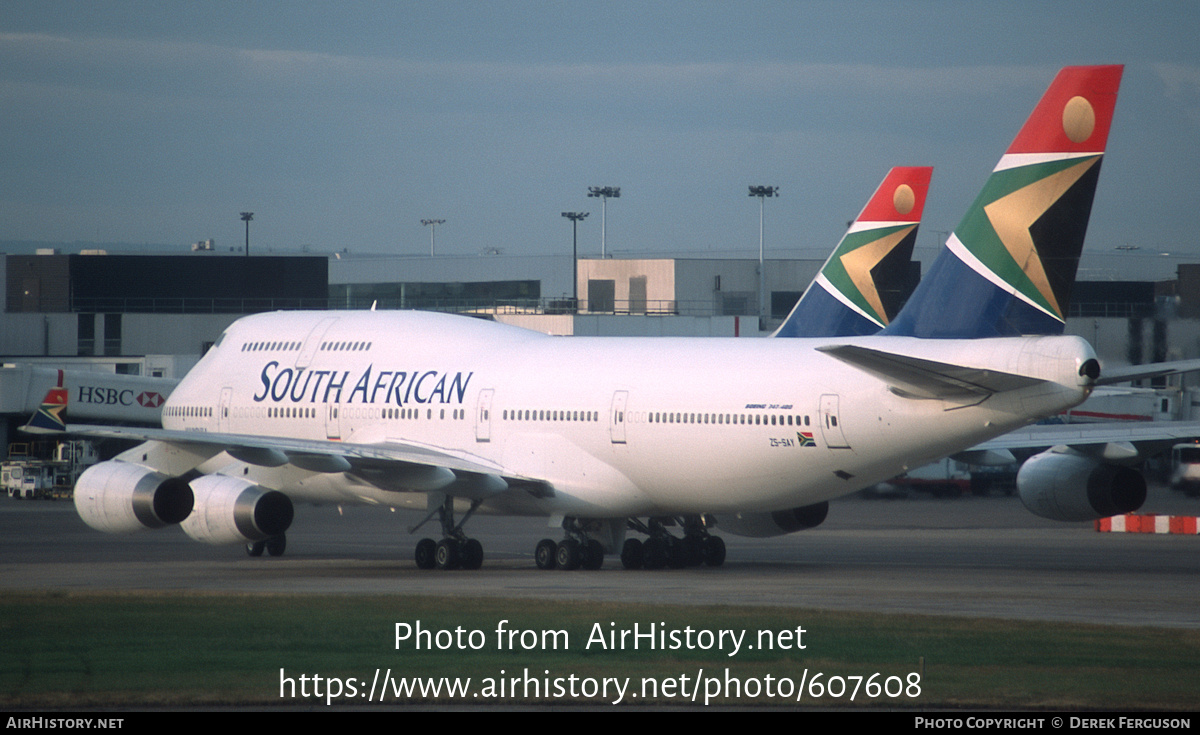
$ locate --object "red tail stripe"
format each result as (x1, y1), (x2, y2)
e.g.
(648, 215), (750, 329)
(1007, 65), (1123, 155)
(856, 166), (933, 223)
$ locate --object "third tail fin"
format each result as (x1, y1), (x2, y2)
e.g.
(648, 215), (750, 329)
(22, 370), (68, 434)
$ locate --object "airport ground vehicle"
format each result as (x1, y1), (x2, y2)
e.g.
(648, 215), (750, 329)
(2, 440), (98, 499)
(1169, 442), (1200, 497)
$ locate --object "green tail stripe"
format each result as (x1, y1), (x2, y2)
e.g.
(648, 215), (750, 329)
(955, 156), (1101, 317)
(820, 224), (914, 324)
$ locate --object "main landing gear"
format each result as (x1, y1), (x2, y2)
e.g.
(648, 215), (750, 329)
(411, 495), (485, 570)
(620, 516), (725, 570)
(534, 517), (606, 571)
(532, 515), (726, 571)
(245, 534), (288, 557)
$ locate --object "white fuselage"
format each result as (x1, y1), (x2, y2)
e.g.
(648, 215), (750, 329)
(161, 311), (1094, 518)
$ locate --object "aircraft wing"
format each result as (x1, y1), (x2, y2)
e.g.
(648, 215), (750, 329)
(971, 420), (1200, 461)
(1093, 358), (1200, 386)
(57, 423), (545, 500)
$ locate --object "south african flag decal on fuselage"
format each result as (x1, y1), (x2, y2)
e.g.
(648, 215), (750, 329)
(797, 432), (816, 447)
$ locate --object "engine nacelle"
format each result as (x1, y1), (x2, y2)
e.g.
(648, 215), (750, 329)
(180, 475), (294, 545)
(74, 461), (194, 534)
(718, 501), (829, 538)
(1017, 450), (1146, 522)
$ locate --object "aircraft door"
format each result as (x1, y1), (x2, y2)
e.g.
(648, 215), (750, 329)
(610, 391), (629, 444)
(297, 317), (337, 369)
(819, 394), (851, 449)
(218, 387), (232, 433)
(325, 402), (341, 440)
(475, 388), (494, 442)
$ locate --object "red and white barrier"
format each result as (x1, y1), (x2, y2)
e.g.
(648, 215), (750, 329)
(1095, 515), (1199, 534)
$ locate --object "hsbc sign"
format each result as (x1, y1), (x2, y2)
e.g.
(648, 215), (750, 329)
(76, 386), (165, 410)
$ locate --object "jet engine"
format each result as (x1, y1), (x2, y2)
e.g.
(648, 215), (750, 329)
(1017, 449), (1146, 522)
(74, 461), (194, 534)
(718, 501), (829, 538)
(180, 475), (294, 545)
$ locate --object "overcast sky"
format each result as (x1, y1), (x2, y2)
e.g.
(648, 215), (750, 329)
(2, 1), (1198, 264)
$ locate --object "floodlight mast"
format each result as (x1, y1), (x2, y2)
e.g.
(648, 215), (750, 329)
(561, 211), (589, 310)
(587, 186), (620, 258)
(421, 219), (445, 257)
(240, 212), (254, 257)
(748, 186), (778, 319)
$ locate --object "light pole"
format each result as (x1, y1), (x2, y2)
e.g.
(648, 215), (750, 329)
(562, 212), (589, 311)
(421, 219), (445, 257)
(587, 186), (620, 258)
(240, 212), (254, 256)
(748, 186), (778, 318)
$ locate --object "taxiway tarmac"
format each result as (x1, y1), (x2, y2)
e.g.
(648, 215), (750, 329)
(2, 487), (1197, 628)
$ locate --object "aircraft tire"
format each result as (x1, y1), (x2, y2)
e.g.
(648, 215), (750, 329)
(583, 539), (604, 570)
(667, 537), (693, 568)
(436, 538), (461, 570)
(535, 539), (558, 570)
(620, 538), (643, 569)
(682, 536), (705, 567)
(415, 538), (437, 569)
(246, 541), (265, 557)
(642, 538), (668, 570)
(556, 539), (582, 570)
(266, 534), (287, 557)
(461, 538), (484, 570)
(702, 536), (726, 567)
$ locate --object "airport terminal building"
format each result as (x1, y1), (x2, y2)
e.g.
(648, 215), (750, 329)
(4, 247), (1200, 451)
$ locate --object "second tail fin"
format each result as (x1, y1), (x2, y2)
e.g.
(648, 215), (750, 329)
(774, 166), (932, 337)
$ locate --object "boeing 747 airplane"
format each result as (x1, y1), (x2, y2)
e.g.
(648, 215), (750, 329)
(43, 65), (1150, 572)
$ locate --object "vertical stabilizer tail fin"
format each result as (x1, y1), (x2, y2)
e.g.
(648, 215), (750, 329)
(23, 370), (68, 434)
(774, 165), (932, 337)
(884, 65), (1123, 339)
